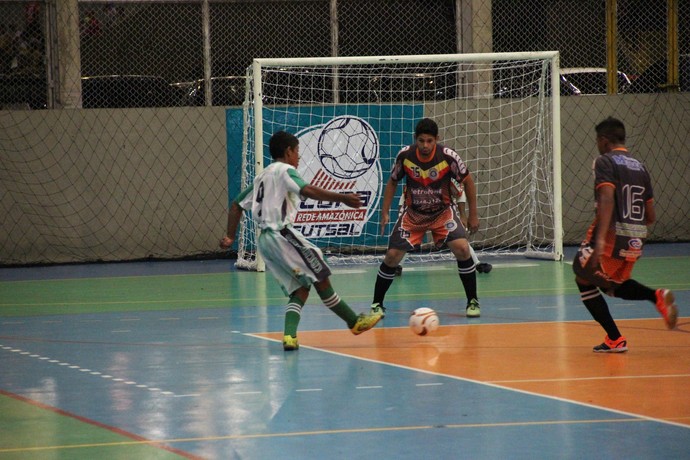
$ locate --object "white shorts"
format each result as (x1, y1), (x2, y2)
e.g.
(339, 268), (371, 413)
(258, 226), (331, 296)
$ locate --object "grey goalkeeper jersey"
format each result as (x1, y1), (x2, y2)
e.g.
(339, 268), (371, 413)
(235, 161), (308, 231)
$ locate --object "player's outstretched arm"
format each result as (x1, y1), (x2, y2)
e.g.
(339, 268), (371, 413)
(300, 184), (362, 208)
(462, 174), (479, 234)
(587, 185), (614, 268)
(220, 201), (244, 249)
(645, 199), (656, 225)
(379, 178), (398, 235)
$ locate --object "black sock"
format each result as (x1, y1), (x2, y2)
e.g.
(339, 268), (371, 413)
(373, 262), (397, 305)
(577, 281), (621, 340)
(457, 257), (477, 303)
(613, 279), (656, 303)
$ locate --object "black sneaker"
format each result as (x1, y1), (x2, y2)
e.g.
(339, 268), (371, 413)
(476, 262), (492, 273)
(592, 335), (627, 353)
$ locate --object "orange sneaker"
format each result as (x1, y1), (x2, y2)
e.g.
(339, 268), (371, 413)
(655, 289), (678, 329)
(593, 335), (628, 353)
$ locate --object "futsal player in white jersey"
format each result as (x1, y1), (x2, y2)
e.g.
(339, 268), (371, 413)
(220, 131), (382, 350)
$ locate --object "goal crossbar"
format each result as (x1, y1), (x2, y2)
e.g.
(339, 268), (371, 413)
(253, 51), (560, 67)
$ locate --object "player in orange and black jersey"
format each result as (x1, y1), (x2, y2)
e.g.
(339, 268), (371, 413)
(572, 117), (678, 353)
(370, 118), (483, 318)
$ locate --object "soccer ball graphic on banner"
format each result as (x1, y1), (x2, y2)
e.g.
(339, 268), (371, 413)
(409, 308), (440, 336)
(317, 116), (378, 179)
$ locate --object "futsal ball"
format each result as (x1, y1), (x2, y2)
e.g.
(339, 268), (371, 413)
(317, 116), (379, 180)
(409, 308), (440, 336)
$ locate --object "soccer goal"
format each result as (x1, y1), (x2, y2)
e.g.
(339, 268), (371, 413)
(236, 52), (563, 271)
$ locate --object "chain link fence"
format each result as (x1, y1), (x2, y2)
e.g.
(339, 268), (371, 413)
(1, 0), (688, 265)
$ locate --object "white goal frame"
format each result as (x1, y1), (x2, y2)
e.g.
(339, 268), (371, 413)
(239, 52), (563, 271)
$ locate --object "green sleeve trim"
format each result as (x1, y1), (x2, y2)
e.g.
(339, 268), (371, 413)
(288, 168), (308, 190)
(233, 184), (253, 204)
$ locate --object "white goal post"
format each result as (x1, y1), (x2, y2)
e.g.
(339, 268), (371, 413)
(236, 52), (563, 271)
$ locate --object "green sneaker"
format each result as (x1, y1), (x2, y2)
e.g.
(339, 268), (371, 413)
(370, 302), (386, 318)
(466, 299), (481, 318)
(351, 311), (383, 335)
(283, 335), (299, 351)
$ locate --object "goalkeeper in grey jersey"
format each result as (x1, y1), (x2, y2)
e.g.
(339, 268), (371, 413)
(220, 131), (382, 350)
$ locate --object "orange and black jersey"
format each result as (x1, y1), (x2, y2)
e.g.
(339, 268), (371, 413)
(586, 148), (654, 260)
(390, 143), (470, 218)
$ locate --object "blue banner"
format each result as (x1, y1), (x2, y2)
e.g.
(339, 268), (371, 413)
(226, 104), (424, 248)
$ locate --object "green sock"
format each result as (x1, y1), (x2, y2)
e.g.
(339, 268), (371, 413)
(284, 294), (304, 337)
(317, 286), (358, 327)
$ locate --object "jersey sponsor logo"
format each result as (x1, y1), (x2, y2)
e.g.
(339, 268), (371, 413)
(403, 158), (450, 186)
(618, 237), (644, 261)
(611, 154), (643, 171)
(628, 238), (643, 250)
(295, 116), (382, 238)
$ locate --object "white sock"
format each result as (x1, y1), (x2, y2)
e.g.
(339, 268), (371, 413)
(469, 244), (480, 265)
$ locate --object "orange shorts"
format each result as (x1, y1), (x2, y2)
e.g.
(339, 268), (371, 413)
(599, 256), (635, 283)
(572, 243), (636, 291)
(388, 207), (467, 251)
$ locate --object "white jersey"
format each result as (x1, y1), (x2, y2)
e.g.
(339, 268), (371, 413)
(236, 161), (308, 231)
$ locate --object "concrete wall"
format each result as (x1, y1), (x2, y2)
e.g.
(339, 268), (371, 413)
(1, 94), (688, 264)
(559, 94), (690, 244)
(0, 107), (229, 264)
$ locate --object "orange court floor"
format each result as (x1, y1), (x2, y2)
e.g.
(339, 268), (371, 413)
(259, 317), (690, 425)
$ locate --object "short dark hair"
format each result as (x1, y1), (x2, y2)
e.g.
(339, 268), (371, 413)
(269, 130), (299, 159)
(415, 118), (438, 138)
(595, 117), (626, 144)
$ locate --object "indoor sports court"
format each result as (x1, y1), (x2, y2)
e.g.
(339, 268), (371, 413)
(1, 244), (688, 459)
(2, 1), (689, 459)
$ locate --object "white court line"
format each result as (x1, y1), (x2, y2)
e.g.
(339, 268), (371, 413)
(246, 333), (690, 430)
(492, 373), (690, 384)
(0, 343), (181, 397)
(332, 262), (537, 274)
(397, 263), (540, 272)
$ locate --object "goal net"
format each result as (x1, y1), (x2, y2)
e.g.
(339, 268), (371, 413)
(236, 52), (562, 270)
